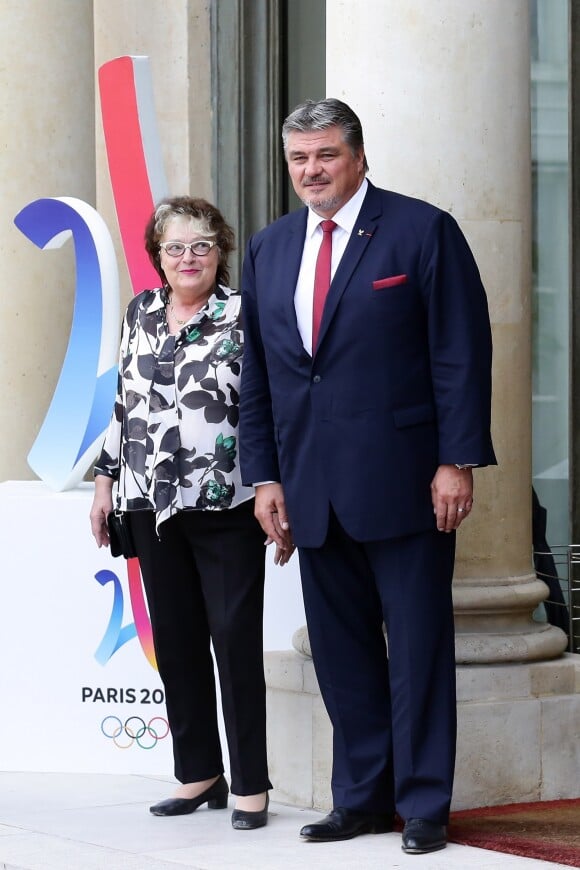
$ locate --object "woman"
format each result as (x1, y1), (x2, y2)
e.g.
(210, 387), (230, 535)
(90, 196), (286, 829)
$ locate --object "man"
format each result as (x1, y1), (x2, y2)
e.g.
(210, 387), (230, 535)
(239, 98), (496, 854)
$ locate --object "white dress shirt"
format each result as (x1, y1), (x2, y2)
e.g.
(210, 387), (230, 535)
(294, 178), (369, 355)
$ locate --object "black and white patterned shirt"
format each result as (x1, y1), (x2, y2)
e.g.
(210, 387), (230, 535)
(95, 284), (254, 531)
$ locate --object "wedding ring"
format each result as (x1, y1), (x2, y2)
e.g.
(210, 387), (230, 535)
(457, 508), (466, 513)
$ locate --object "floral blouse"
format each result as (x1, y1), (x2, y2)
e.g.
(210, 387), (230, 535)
(94, 284), (254, 531)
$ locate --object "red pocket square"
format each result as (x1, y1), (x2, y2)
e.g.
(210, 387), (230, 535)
(373, 274), (408, 290)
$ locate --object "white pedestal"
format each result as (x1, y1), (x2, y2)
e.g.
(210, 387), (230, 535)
(0, 482), (171, 774)
(0, 481), (305, 776)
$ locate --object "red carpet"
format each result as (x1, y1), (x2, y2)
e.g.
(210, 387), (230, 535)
(448, 799), (580, 867)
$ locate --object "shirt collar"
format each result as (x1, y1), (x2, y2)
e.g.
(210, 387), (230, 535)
(305, 177), (369, 238)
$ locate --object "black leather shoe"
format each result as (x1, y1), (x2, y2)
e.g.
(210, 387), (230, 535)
(150, 775), (228, 816)
(231, 793), (269, 830)
(300, 807), (394, 842)
(401, 818), (447, 853)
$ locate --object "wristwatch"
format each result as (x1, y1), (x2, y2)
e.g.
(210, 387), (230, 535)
(455, 463), (475, 469)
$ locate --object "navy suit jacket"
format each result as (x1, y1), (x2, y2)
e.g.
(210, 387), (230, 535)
(239, 182), (496, 548)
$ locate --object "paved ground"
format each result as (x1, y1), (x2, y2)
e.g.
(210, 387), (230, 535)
(0, 772), (570, 870)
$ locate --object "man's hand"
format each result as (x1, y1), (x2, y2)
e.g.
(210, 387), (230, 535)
(270, 541), (296, 566)
(254, 483), (294, 559)
(430, 465), (474, 533)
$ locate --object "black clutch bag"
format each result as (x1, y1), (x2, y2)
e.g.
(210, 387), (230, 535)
(107, 510), (137, 559)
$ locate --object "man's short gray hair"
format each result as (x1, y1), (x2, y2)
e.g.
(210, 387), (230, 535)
(282, 98), (369, 173)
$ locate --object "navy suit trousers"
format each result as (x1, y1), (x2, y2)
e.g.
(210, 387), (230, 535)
(298, 509), (457, 824)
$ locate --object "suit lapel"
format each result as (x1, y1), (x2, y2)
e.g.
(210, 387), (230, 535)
(280, 208), (308, 348)
(314, 183), (383, 355)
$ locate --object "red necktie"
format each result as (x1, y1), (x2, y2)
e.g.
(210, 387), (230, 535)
(312, 219), (337, 351)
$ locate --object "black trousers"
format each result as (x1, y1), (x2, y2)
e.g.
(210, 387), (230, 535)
(298, 509), (456, 824)
(129, 500), (271, 795)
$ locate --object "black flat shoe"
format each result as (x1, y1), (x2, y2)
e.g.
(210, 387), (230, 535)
(150, 775), (229, 816)
(300, 807), (394, 842)
(231, 793), (269, 830)
(401, 818), (447, 853)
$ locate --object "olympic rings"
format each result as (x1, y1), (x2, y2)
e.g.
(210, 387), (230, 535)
(101, 715), (170, 749)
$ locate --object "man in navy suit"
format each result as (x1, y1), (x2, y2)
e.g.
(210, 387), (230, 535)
(239, 98), (496, 854)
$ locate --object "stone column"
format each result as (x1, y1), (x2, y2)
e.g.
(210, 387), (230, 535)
(0, 0), (95, 482)
(93, 0), (213, 303)
(320, 0), (568, 663)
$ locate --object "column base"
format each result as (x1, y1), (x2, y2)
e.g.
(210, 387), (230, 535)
(453, 574), (569, 663)
(455, 621), (569, 663)
(293, 621), (569, 665)
(265, 649), (580, 811)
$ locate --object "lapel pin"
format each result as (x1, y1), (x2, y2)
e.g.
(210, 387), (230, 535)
(357, 228), (364, 236)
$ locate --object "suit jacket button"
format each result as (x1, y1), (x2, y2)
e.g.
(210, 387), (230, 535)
(312, 375), (321, 383)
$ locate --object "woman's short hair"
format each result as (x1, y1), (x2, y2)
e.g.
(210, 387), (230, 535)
(282, 98), (369, 173)
(144, 196), (236, 287)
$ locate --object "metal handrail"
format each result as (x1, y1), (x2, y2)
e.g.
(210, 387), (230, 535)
(534, 544), (580, 653)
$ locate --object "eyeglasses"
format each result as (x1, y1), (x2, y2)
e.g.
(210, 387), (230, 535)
(159, 240), (218, 257)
